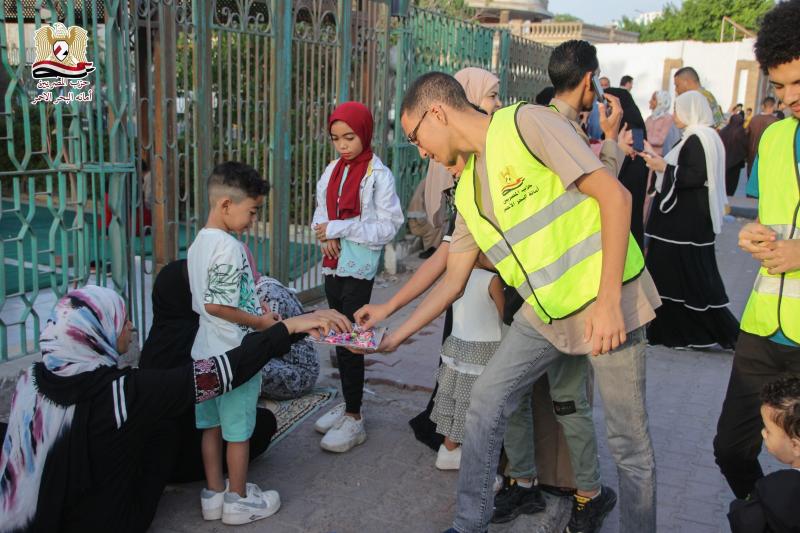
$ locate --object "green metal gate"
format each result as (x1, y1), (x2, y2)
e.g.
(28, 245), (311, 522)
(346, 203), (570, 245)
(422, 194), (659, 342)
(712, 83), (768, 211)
(0, 0), (551, 362)
(132, 0), (395, 304)
(0, 0), (135, 360)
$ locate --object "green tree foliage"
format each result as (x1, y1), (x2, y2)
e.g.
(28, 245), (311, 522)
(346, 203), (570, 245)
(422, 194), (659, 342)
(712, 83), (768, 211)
(415, 0), (476, 19)
(620, 0), (774, 42)
(552, 13), (582, 22)
(618, 16), (646, 35)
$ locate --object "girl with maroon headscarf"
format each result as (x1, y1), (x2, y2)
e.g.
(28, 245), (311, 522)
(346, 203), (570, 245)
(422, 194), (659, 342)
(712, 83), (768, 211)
(311, 102), (404, 453)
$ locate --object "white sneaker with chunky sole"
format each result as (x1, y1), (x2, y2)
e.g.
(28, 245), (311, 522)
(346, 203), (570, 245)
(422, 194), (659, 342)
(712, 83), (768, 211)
(320, 414), (366, 453)
(435, 444), (462, 470)
(314, 402), (346, 434)
(221, 483), (281, 525)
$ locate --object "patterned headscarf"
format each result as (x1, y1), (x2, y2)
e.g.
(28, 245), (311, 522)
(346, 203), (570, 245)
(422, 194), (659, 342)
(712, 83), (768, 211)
(0, 286), (126, 531)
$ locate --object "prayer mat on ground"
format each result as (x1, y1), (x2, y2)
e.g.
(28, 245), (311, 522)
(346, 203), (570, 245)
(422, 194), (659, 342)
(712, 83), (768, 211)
(259, 386), (338, 448)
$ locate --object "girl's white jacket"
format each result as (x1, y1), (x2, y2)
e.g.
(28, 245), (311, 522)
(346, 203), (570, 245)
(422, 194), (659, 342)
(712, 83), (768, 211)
(312, 154), (404, 249)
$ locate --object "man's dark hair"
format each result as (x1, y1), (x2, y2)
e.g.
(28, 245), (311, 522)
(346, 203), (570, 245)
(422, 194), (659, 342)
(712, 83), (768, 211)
(400, 71), (471, 117)
(762, 96), (776, 107)
(620, 75), (633, 87)
(755, 0), (800, 74)
(534, 86), (555, 106)
(548, 40), (599, 94)
(674, 66), (700, 83)
(762, 376), (800, 440)
(208, 161), (269, 202)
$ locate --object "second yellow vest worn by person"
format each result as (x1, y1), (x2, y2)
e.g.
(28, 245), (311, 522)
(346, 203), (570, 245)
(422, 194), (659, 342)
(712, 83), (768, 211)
(455, 102), (645, 324)
(740, 116), (800, 343)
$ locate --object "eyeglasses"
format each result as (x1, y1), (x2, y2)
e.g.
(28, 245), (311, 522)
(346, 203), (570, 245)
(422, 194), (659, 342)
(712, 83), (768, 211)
(406, 109), (429, 145)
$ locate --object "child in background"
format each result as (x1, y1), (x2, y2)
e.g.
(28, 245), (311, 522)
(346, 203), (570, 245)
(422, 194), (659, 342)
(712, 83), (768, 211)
(188, 161), (280, 525)
(430, 254), (505, 470)
(728, 376), (800, 532)
(312, 102), (403, 453)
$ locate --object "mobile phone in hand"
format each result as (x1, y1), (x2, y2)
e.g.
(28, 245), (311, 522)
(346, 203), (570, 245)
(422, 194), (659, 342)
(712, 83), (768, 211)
(591, 74), (606, 105)
(632, 128), (645, 152)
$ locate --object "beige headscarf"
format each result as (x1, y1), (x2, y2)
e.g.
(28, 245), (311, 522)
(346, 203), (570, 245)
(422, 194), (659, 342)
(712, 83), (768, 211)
(423, 67), (500, 225)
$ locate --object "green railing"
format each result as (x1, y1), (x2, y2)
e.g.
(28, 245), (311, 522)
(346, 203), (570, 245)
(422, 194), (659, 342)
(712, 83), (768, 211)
(0, 0), (551, 362)
(0, 0), (135, 359)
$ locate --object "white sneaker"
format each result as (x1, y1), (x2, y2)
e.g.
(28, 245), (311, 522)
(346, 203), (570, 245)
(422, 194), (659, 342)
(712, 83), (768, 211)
(435, 444), (462, 470)
(200, 480), (229, 520)
(221, 483), (281, 525)
(314, 402), (346, 434)
(320, 414), (366, 453)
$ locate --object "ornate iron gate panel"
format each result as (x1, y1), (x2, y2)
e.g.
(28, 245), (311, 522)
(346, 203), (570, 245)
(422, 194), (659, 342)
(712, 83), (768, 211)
(0, 0), (135, 360)
(500, 32), (552, 104)
(390, 5), (497, 215)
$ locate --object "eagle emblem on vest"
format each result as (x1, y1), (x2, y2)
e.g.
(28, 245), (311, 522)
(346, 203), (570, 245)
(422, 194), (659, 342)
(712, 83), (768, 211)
(501, 166), (525, 196)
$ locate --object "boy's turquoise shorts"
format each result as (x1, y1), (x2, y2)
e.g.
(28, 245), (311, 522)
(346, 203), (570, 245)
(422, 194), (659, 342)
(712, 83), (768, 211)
(195, 373), (261, 442)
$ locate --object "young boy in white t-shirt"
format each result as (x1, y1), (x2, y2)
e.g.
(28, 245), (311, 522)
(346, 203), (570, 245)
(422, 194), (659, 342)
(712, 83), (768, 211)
(188, 161), (279, 525)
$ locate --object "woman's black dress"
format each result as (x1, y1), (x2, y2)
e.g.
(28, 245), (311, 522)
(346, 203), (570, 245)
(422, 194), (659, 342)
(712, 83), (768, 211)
(645, 135), (740, 349)
(605, 87), (649, 250)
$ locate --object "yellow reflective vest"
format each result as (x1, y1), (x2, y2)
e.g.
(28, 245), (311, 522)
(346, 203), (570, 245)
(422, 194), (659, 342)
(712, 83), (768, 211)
(740, 116), (800, 343)
(454, 103), (645, 323)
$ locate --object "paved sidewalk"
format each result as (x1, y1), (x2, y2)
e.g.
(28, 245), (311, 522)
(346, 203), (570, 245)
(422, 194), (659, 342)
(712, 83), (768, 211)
(151, 215), (782, 533)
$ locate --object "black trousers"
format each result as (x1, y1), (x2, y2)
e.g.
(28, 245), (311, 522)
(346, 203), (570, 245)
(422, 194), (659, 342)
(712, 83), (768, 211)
(325, 275), (374, 414)
(714, 332), (800, 498)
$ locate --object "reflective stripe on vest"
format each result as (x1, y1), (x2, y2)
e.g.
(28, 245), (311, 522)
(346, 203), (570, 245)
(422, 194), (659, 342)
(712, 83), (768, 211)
(740, 116), (800, 343)
(514, 233), (603, 301)
(454, 102), (645, 323)
(767, 223), (800, 240)
(752, 275), (800, 299)
(484, 190), (589, 263)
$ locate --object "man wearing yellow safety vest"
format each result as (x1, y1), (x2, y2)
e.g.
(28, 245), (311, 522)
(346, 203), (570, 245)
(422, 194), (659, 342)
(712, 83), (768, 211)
(713, 0), (800, 501)
(366, 53), (658, 533)
(493, 40), (659, 533)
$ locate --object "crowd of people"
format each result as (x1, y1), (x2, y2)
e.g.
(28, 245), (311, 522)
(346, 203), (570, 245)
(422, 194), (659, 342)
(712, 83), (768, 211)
(1, 1), (799, 532)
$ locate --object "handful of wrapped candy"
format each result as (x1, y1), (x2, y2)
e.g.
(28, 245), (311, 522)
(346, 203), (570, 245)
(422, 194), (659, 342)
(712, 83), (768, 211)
(314, 323), (385, 350)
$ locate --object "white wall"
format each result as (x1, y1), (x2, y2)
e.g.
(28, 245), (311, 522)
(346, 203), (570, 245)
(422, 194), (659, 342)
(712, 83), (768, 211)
(595, 38), (758, 115)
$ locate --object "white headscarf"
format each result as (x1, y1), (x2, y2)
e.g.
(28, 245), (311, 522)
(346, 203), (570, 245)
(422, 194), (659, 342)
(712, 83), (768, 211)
(659, 90), (728, 234)
(651, 90), (671, 119)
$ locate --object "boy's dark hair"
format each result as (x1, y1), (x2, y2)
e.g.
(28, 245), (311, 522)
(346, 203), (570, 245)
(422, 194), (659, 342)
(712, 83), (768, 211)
(762, 96), (776, 107)
(207, 161), (268, 203)
(754, 0), (800, 74)
(400, 72), (471, 117)
(762, 376), (800, 440)
(674, 66), (700, 83)
(548, 40), (599, 94)
(620, 75), (633, 87)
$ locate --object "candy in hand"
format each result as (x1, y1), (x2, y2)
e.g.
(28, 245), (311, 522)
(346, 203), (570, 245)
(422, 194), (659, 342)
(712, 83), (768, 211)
(315, 323), (385, 350)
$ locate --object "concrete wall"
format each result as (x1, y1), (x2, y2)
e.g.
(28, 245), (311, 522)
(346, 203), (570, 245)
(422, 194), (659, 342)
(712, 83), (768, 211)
(595, 38), (765, 117)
